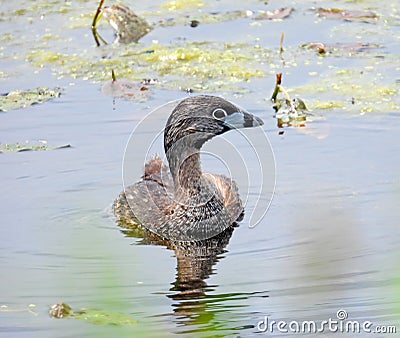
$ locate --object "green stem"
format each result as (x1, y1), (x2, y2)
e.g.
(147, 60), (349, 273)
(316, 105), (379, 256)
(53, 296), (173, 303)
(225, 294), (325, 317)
(91, 0), (106, 47)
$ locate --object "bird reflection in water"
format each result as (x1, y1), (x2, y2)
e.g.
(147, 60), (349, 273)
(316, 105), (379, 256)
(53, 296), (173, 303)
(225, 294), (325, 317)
(114, 96), (266, 332)
(120, 224), (266, 334)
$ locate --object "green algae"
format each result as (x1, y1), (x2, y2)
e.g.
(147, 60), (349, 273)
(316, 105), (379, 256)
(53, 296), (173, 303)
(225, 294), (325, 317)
(49, 302), (137, 325)
(0, 142), (71, 153)
(154, 7), (293, 28)
(142, 43), (264, 79)
(12, 1), (73, 16)
(160, 0), (204, 11)
(0, 87), (62, 112)
(2, 0), (399, 111)
(293, 66), (399, 113)
(26, 42), (269, 92)
(310, 100), (346, 109)
(157, 9), (252, 27)
(73, 308), (137, 326)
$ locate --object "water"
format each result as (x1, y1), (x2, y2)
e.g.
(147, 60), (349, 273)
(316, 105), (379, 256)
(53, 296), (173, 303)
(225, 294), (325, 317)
(1, 0), (399, 337)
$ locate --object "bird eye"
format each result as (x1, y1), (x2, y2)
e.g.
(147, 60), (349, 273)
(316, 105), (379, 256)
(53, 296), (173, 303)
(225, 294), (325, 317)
(212, 108), (227, 120)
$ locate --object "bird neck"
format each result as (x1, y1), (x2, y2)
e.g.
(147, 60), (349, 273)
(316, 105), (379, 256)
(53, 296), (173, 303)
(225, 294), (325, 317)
(167, 144), (203, 193)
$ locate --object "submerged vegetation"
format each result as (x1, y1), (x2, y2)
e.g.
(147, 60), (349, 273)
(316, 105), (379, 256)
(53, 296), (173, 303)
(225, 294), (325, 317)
(49, 302), (137, 325)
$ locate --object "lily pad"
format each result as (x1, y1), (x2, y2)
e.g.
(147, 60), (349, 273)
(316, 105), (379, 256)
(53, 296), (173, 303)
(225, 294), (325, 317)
(0, 87), (62, 112)
(0, 141), (71, 153)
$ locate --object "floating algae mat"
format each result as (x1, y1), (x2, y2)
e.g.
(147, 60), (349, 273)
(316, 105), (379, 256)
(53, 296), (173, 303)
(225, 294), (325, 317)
(26, 41), (268, 92)
(293, 65), (399, 114)
(0, 87), (62, 112)
(0, 141), (71, 153)
(49, 302), (137, 326)
(3, 0), (400, 111)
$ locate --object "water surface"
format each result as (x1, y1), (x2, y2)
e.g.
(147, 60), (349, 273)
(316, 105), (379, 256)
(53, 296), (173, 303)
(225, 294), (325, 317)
(1, 0), (399, 337)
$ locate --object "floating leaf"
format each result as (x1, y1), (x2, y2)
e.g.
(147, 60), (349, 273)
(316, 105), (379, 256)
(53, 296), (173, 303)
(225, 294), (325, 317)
(254, 7), (293, 20)
(314, 7), (378, 22)
(101, 5), (152, 43)
(101, 79), (151, 101)
(0, 87), (62, 112)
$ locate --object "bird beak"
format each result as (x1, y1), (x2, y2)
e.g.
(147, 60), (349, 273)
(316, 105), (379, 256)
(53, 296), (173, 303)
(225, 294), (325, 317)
(223, 110), (264, 129)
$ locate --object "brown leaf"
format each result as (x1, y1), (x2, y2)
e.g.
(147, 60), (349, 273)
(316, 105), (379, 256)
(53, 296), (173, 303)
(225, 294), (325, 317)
(315, 8), (378, 22)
